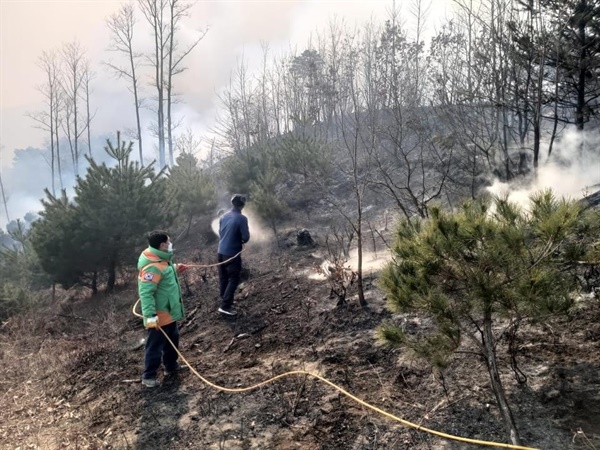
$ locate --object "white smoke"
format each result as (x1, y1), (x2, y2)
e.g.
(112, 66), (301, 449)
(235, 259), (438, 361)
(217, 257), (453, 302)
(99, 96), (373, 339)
(210, 206), (273, 246)
(487, 128), (600, 208)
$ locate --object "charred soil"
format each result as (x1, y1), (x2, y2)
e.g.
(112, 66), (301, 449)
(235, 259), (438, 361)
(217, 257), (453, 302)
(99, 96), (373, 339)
(0, 231), (599, 450)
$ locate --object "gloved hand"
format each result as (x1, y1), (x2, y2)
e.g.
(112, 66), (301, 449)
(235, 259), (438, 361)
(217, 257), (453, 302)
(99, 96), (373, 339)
(146, 316), (159, 329)
(177, 263), (189, 274)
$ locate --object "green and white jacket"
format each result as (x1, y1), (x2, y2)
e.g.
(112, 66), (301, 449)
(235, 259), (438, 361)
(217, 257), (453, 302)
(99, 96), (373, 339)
(137, 246), (184, 327)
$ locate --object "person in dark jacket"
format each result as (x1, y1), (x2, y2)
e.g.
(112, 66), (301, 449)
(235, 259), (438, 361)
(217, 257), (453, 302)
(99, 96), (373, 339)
(217, 194), (250, 316)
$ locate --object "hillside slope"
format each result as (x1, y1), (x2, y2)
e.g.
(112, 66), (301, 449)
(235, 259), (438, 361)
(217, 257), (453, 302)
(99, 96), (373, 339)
(0, 224), (599, 450)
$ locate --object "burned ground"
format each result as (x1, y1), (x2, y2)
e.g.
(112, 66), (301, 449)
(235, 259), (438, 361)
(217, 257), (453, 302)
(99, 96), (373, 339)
(0, 225), (599, 450)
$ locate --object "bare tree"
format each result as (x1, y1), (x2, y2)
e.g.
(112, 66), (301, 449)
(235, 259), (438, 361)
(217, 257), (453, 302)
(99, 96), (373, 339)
(409, 0), (431, 106)
(165, 0), (207, 166)
(217, 59), (261, 155)
(0, 148), (10, 224)
(106, 2), (144, 162)
(258, 41), (272, 141)
(329, 23), (372, 307)
(140, 0), (206, 168)
(174, 128), (219, 170)
(139, 0), (168, 168)
(174, 127), (201, 155)
(369, 11), (454, 216)
(428, 2), (517, 189)
(314, 19), (344, 129)
(60, 41), (89, 176)
(489, 0), (515, 176)
(28, 50), (63, 193)
(83, 61), (95, 158)
(268, 54), (286, 136)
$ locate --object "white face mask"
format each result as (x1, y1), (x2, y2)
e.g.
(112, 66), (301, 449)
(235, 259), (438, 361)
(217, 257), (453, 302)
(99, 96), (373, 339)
(167, 242), (174, 253)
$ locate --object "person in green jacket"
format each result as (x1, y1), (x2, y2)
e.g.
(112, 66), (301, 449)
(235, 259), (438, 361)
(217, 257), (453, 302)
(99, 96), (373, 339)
(138, 230), (189, 388)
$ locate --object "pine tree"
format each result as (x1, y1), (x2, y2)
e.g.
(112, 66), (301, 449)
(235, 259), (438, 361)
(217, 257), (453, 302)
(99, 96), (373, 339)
(30, 190), (85, 289)
(167, 152), (217, 235)
(31, 132), (174, 293)
(0, 220), (50, 319)
(221, 142), (273, 195)
(250, 165), (288, 240)
(277, 134), (332, 182)
(378, 190), (598, 445)
(75, 132), (173, 291)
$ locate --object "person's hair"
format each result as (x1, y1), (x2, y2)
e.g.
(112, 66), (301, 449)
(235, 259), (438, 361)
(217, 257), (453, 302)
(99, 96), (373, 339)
(147, 230), (169, 249)
(231, 194), (247, 208)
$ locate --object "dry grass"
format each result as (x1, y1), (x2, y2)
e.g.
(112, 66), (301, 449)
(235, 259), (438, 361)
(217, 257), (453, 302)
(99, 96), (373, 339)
(0, 286), (137, 449)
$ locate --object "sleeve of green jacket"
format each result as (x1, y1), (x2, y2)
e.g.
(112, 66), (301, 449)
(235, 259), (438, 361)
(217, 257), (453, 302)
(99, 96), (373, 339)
(139, 265), (161, 318)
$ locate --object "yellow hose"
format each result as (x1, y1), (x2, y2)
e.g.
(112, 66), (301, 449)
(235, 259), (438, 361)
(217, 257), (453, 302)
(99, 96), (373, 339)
(132, 300), (538, 450)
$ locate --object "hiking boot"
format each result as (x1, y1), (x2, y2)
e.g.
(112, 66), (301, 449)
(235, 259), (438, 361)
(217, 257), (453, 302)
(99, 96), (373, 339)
(141, 378), (160, 388)
(218, 307), (237, 316)
(164, 364), (189, 376)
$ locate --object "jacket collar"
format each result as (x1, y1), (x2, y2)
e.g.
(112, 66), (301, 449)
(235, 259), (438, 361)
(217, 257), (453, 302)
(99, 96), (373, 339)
(145, 246), (173, 262)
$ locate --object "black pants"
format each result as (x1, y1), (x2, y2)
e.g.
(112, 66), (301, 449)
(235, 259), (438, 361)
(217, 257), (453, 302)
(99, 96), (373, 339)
(143, 322), (179, 380)
(218, 253), (242, 309)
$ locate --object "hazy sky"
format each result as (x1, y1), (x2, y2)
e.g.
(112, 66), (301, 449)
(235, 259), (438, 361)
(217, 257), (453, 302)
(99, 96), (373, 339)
(0, 0), (452, 169)
(0, 0), (454, 228)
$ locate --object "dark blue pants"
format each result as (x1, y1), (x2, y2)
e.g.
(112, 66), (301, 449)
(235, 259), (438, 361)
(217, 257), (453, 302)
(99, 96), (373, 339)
(218, 254), (242, 309)
(143, 322), (179, 380)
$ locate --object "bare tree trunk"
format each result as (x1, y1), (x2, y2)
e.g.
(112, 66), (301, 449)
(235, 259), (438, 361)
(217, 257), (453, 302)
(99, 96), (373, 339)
(107, 259), (116, 292)
(270, 58), (283, 136)
(166, 80), (173, 166)
(133, 76), (143, 163)
(53, 70), (64, 190)
(355, 190), (366, 307)
(185, 213), (193, 237)
(56, 126), (64, 190)
(167, 0), (175, 167)
(532, 0), (546, 171)
(533, 123), (541, 170)
(162, 0), (206, 167)
(411, 0), (430, 107)
(73, 61), (79, 173)
(61, 41), (87, 176)
(62, 101), (75, 173)
(496, 0), (512, 180)
(158, 3), (166, 168)
(92, 271), (98, 295)
(140, 0), (166, 168)
(466, 0), (474, 97)
(84, 67), (94, 158)
(548, 31), (561, 158)
(141, 0), (205, 168)
(260, 43), (270, 139)
(30, 51), (63, 193)
(0, 171), (10, 224)
(49, 64), (56, 193)
(51, 128), (55, 194)
(106, 3), (144, 163)
(339, 39), (368, 307)
(575, 0), (587, 134)
(483, 314), (521, 445)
